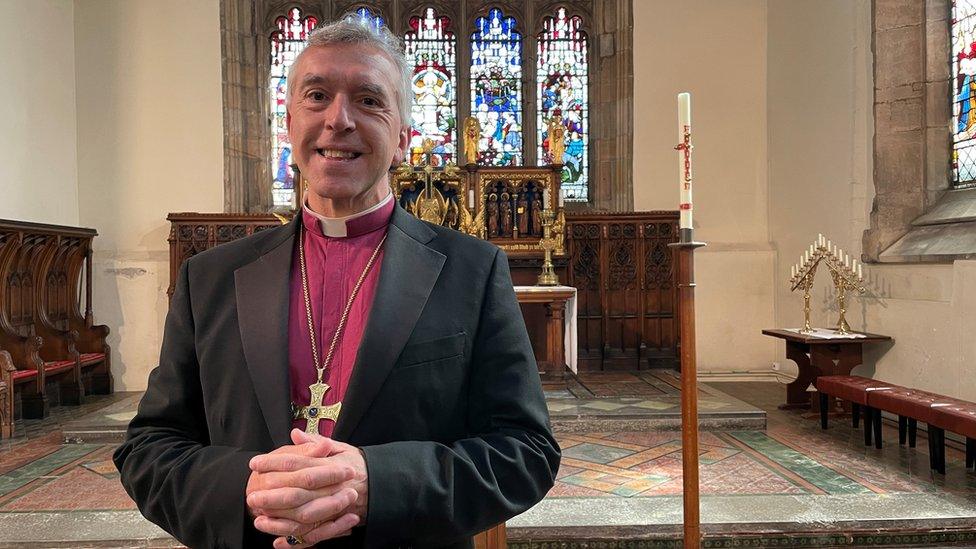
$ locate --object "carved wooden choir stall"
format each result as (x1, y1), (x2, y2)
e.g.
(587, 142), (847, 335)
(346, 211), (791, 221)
(0, 220), (113, 428)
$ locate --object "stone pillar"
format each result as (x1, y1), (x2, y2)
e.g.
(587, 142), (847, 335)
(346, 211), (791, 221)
(589, 0), (633, 212)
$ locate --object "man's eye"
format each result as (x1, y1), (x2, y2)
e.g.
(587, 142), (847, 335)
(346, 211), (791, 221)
(309, 91), (326, 101)
(362, 97), (380, 106)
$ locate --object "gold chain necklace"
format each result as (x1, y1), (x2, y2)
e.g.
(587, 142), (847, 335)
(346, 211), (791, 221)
(292, 222), (388, 434)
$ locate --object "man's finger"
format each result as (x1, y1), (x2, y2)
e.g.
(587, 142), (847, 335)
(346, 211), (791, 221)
(289, 429), (336, 453)
(249, 465), (355, 493)
(290, 487), (358, 524)
(250, 452), (322, 473)
(254, 487), (356, 523)
(249, 436), (333, 471)
(253, 514), (322, 539)
(248, 487), (316, 511)
(272, 513), (361, 549)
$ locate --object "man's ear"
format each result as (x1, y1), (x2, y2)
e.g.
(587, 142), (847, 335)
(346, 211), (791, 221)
(393, 124), (410, 166)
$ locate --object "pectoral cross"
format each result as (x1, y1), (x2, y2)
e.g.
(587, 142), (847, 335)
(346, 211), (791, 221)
(293, 381), (342, 434)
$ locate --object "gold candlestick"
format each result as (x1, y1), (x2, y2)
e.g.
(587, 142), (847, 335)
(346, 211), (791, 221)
(790, 249), (821, 334)
(799, 270), (815, 333)
(825, 260), (864, 335)
(537, 210), (559, 286)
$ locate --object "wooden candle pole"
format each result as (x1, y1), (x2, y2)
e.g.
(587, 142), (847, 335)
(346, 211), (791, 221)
(670, 230), (705, 548)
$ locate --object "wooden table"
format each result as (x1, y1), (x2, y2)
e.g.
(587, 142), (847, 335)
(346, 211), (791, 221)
(762, 329), (892, 409)
(515, 286), (577, 380)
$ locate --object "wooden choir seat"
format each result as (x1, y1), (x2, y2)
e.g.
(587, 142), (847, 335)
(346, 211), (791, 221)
(816, 375), (976, 474)
(0, 220), (113, 421)
(0, 351), (14, 438)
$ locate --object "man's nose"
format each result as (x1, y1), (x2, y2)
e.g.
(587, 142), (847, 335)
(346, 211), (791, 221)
(324, 95), (355, 133)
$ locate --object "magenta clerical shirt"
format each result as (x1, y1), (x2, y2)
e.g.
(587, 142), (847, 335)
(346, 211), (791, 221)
(289, 193), (394, 438)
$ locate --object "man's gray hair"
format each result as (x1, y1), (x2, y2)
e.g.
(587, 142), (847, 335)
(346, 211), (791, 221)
(286, 14), (413, 125)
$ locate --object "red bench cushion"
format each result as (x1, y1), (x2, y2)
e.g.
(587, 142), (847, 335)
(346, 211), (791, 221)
(12, 370), (37, 382)
(79, 352), (105, 365)
(816, 375), (897, 405)
(868, 387), (953, 425)
(929, 401), (976, 439)
(44, 360), (75, 374)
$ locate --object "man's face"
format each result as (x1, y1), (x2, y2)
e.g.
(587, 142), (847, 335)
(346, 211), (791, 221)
(287, 44), (409, 204)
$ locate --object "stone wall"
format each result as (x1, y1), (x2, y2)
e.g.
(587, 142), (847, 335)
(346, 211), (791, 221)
(863, 0), (951, 261)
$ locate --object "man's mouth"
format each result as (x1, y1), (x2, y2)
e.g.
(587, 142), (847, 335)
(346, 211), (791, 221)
(315, 148), (362, 160)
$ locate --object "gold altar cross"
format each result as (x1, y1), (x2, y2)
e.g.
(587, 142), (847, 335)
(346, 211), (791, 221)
(294, 381), (342, 434)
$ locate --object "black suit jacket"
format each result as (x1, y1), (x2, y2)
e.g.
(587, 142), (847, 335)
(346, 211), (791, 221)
(113, 206), (560, 548)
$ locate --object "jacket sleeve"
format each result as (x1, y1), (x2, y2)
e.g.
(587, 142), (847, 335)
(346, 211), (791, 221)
(360, 248), (561, 547)
(112, 259), (269, 548)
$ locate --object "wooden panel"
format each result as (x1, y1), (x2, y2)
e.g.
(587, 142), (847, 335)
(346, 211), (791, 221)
(604, 222), (640, 369)
(641, 221), (678, 367)
(167, 213), (282, 299)
(474, 523), (506, 549)
(565, 211), (679, 371)
(567, 222), (602, 370)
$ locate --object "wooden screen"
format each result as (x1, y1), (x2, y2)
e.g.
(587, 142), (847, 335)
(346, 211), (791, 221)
(565, 212), (679, 371)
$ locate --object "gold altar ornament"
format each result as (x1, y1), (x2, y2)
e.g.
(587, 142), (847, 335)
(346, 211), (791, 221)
(463, 116), (481, 165)
(788, 234), (866, 334)
(537, 210), (560, 286)
(547, 116), (566, 165)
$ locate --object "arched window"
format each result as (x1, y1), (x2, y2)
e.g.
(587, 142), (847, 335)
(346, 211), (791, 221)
(404, 8), (457, 166)
(952, 0), (976, 187)
(537, 7), (589, 201)
(470, 8), (523, 166)
(269, 8), (319, 208)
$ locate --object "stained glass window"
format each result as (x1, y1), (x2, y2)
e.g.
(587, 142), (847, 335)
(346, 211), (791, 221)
(471, 9), (523, 166)
(270, 8), (318, 208)
(266, 4), (597, 206)
(953, 0), (976, 186)
(537, 8), (589, 201)
(404, 8), (457, 166)
(353, 6), (384, 30)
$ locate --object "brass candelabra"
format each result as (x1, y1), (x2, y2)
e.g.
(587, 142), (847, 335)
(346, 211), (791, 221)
(789, 235), (866, 334)
(537, 210), (559, 286)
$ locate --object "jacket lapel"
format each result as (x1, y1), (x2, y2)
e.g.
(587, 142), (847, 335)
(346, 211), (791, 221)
(333, 207), (445, 441)
(234, 215), (300, 448)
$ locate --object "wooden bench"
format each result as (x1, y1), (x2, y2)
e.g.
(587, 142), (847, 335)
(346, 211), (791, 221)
(0, 220), (112, 419)
(870, 387), (976, 474)
(816, 375), (896, 448)
(816, 375), (976, 474)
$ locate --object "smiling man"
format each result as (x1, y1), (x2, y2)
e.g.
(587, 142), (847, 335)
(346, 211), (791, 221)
(113, 15), (559, 549)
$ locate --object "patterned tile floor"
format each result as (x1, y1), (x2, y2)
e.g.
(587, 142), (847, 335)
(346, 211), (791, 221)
(0, 379), (973, 546)
(544, 372), (766, 433)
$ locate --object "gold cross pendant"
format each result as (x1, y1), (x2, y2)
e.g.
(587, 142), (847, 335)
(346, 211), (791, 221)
(296, 381), (342, 435)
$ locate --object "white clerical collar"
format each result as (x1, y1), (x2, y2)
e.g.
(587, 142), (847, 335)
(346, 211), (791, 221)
(302, 191), (394, 238)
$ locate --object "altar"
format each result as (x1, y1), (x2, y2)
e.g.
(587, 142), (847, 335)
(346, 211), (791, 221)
(514, 285), (577, 379)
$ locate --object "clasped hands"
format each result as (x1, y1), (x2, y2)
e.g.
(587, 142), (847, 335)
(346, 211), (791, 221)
(246, 429), (368, 548)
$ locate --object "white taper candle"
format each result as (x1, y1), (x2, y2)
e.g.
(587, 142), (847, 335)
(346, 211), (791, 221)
(677, 92), (692, 229)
